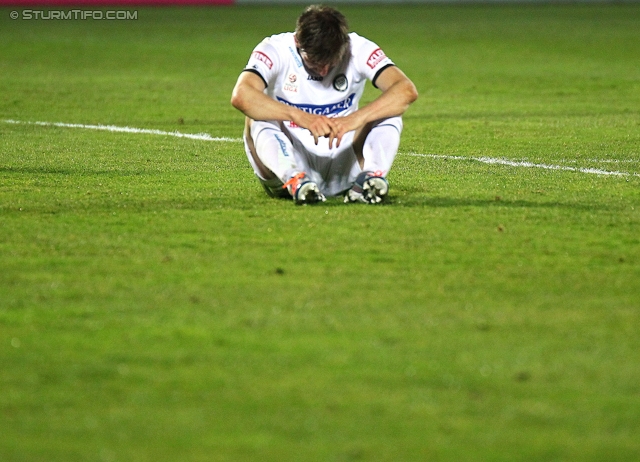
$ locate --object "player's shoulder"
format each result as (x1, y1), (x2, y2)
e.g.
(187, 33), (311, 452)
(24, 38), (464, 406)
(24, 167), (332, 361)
(348, 32), (389, 63)
(347, 32), (394, 82)
(348, 32), (368, 45)
(348, 32), (378, 52)
(251, 32), (297, 72)
(261, 32), (295, 51)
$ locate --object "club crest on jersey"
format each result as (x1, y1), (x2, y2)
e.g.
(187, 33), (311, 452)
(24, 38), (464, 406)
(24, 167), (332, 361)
(333, 74), (348, 92)
(284, 73), (299, 93)
(366, 48), (386, 69)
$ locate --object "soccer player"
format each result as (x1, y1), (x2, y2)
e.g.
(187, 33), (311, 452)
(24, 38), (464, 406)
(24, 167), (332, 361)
(230, 4), (418, 204)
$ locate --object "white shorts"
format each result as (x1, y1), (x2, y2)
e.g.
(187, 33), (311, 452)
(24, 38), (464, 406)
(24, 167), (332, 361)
(246, 120), (363, 197)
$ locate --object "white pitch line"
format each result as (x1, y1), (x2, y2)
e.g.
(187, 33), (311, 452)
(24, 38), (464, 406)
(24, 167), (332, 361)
(407, 153), (640, 178)
(2, 119), (243, 143)
(3, 119), (638, 177)
(558, 159), (638, 164)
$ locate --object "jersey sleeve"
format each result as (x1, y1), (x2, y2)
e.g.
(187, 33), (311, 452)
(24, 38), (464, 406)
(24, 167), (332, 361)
(352, 35), (395, 88)
(243, 37), (280, 89)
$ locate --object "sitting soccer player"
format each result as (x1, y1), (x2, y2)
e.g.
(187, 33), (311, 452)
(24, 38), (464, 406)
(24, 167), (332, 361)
(230, 4), (418, 204)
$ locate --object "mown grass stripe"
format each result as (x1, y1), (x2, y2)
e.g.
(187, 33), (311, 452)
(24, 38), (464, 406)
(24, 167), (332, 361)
(407, 153), (640, 178)
(3, 119), (637, 177)
(2, 119), (243, 143)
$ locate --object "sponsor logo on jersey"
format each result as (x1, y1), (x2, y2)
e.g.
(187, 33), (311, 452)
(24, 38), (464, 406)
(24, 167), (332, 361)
(307, 75), (323, 81)
(251, 51), (273, 70)
(276, 93), (356, 116)
(333, 74), (348, 92)
(289, 46), (303, 68)
(366, 48), (386, 69)
(275, 134), (289, 157)
(284, 73), (299, 93)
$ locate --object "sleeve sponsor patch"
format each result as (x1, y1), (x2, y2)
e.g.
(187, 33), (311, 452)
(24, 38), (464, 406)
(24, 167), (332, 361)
(366, 48), (387, 69)
(251, 51), (273, 70)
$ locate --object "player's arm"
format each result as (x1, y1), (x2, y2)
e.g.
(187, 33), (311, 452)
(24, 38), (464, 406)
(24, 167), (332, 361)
(357, 66), (418, 125)
(329, 66), (418, 147)
(230, 71), (334, 145)
(231, 71), (291, 122)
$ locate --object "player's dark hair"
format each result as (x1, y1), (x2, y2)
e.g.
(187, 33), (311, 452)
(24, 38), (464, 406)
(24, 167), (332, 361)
(295, 5), (350, 66)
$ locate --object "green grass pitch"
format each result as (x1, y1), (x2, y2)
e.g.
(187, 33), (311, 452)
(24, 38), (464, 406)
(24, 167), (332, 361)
(1, 3), (639, 461)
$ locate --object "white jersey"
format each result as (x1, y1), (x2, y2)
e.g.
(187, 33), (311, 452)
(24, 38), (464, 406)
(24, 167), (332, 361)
(244, 31), (394, 132)
(242, 32), (397, 196)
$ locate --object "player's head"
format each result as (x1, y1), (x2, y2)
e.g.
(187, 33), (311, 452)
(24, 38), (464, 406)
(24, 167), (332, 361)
(295, 5), (350, 77)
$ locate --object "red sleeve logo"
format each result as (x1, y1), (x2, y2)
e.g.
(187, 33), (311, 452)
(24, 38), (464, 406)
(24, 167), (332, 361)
(366, 48), (386, 69)
(251, 51), (273, 70)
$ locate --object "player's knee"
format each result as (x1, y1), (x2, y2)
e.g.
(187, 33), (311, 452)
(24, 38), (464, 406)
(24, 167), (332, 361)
(375, 116), (403, 133)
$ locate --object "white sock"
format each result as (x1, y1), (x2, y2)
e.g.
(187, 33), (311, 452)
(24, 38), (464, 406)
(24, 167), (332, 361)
(362, 116), (403, 175)
(252, 127), (298, 183)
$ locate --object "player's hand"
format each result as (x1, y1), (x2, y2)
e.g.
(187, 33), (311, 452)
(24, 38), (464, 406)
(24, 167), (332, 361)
(327, 113), (365, 148)
(294, 112), (335, 145)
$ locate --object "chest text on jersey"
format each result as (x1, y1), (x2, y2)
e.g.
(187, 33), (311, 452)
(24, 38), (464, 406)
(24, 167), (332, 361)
(276, 93), (356, 116)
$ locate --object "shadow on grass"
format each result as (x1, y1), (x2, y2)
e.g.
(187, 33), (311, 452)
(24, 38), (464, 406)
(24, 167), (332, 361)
(0, 165), (611, 213)
(394, 195), (608, 211)
(1, 194), (608, 214)
(0, 166), (151, 176)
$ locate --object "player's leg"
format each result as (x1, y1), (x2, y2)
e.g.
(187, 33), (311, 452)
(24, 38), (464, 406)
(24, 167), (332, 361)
(243, 118), (292, 197)
(243, 118), (325, 204)
(358, 116), (403, 174)
(345, 116), (403, 204)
